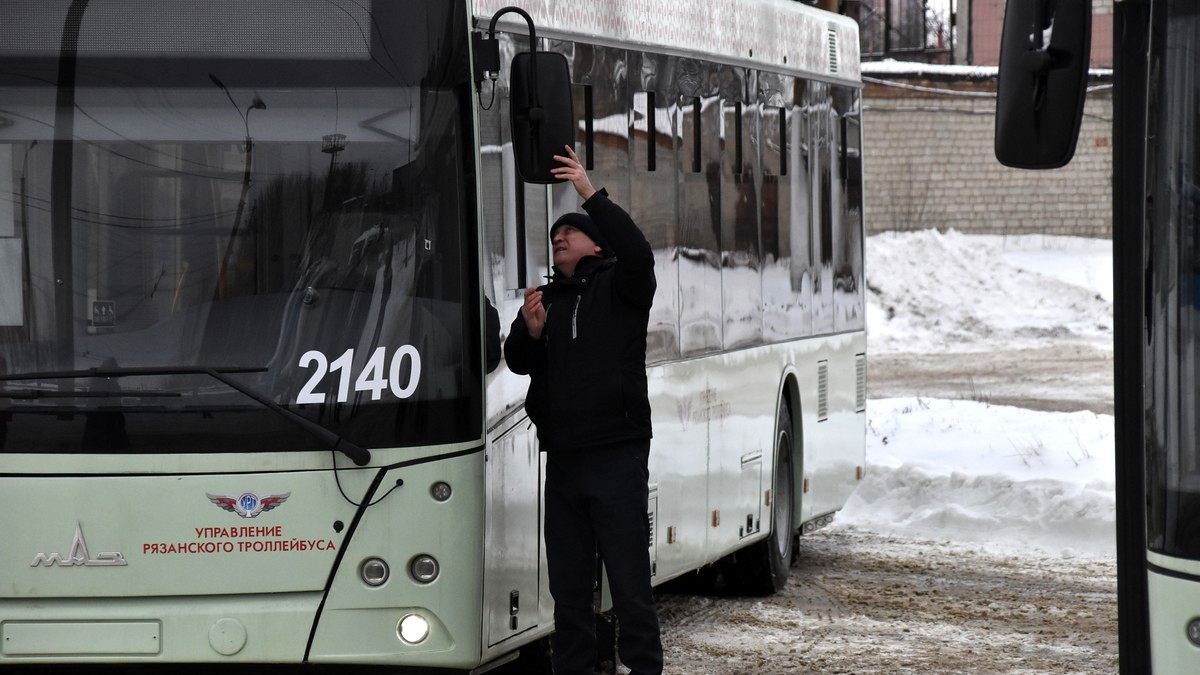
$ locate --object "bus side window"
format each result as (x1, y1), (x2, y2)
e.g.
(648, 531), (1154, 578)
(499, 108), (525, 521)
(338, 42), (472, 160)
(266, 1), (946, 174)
(720, 71), (763, 350)
(633, 91), (659, 172)
(809, 81), (835, 336)
(678, 65), (723, 356)
(555, 43), (629, 219)
(761, 75), (812, 340)
(630, 53), (680, 363)
(833, 87), (864, 333)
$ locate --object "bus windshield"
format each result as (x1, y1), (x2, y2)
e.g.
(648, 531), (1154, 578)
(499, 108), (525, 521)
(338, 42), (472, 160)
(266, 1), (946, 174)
(0, 0), (482, 455)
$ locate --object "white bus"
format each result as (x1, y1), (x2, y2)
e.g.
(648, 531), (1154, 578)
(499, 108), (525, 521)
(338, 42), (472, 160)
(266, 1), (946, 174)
(0, 0), (865, 671)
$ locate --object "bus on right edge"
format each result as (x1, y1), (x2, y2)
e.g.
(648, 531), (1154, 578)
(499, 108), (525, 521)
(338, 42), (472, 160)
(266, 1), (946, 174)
(996, 1), (1193, 672)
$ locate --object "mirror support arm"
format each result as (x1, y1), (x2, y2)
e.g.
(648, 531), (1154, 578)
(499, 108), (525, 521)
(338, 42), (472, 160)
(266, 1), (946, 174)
(475, 6), (543, 124)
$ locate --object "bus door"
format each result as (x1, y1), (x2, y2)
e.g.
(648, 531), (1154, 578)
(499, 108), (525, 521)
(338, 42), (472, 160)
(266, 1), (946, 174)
(477, 28), (554, 649)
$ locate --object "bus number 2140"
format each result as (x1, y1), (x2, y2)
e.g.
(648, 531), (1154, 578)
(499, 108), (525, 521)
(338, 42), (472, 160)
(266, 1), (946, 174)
(297, 347), (421, 404)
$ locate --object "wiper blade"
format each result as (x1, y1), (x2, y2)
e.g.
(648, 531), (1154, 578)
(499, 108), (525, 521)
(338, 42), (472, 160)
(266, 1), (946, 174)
(0, 365), (371, 466)
(0, 365), (265, 381)
(1, 389), (180, 399)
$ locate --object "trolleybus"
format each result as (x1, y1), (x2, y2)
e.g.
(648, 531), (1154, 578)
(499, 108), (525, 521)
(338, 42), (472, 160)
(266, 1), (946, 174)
(0, 0), (866, 671)
(996, 0), (1189, 672)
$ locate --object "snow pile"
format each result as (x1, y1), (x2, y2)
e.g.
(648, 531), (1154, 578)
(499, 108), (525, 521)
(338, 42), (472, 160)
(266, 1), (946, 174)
(844, 398), (1115, 554)
(865, 229), (1113, 354)
(843, 231), (1116, 556)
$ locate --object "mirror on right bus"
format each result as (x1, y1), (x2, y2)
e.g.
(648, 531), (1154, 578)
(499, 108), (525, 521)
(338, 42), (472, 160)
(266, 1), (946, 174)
(509, 51), (575, 184)
(994, 0), (1091, 169)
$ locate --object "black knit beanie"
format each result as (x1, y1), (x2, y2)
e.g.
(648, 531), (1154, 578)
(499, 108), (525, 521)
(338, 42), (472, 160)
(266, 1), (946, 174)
(550, 212), (611, 256)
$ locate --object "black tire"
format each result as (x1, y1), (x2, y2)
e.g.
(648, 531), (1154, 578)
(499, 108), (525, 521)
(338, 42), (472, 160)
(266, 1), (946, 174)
(723, 401), (796, 596)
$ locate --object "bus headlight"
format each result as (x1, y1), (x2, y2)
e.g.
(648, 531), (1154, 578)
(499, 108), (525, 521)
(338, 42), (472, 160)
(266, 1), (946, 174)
(360, 557), (390, 587)
(398, 613), (430, 644)
(409, 554), (440, 583)
(1188, 618), (1200, 647)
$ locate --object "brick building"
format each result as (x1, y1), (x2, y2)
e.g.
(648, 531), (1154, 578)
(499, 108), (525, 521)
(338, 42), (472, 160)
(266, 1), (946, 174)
(860, 65), (1113, 237)
(856, 1), (1114, 238)
(970, 0), (1114, 67)
(850, 0), (1114, 68)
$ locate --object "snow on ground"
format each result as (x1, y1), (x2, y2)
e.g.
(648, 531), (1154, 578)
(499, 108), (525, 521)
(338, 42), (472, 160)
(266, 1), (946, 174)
(842, 230), (1116, 557)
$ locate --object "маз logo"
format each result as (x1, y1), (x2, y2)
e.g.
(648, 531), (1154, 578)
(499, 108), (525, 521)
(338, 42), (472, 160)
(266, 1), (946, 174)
(31, 522), (127, 567)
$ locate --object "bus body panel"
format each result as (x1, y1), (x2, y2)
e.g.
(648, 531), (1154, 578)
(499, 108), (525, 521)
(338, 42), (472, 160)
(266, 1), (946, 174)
(1146, 566), (1200, 673)
(480, 416), (547, 652)
(0, 592), (322, 662)
(0, 451), (491, 667)
(1, 471), (352, 599)
(647, 330), (865, 582)
(473, 0), (866, 564)
(308, 452), (488, 668)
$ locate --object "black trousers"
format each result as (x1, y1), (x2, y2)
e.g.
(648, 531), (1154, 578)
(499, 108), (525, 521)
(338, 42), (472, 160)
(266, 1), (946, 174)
(544, 440), (663, 675)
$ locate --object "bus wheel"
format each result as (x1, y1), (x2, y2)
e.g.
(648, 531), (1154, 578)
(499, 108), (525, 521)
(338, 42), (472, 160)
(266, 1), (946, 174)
(724, 401), (795, 596)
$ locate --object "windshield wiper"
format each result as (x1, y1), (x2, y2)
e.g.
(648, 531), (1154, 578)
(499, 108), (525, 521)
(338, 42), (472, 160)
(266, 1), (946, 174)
(1, 389), (180, 399)
(0, 365), (371, 466)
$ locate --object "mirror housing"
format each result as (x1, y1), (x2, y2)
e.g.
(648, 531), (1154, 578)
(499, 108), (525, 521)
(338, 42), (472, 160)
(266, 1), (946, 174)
(994, 0), (1091, 169)
(476, 6), (575, 184)
(509, 51), (574, 184)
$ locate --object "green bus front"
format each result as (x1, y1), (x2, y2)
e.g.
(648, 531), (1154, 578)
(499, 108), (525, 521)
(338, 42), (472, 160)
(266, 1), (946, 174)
(0, 0), (496, 668)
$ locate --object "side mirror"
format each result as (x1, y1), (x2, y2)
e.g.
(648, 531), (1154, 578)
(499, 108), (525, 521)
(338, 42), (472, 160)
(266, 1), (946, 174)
(509, 51), (574, 184)
(994, 0), (1091, 169)
(474, 6), (575, 184)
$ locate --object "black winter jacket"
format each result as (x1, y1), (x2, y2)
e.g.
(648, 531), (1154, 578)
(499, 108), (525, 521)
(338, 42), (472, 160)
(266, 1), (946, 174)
(504, 190), (657, 451)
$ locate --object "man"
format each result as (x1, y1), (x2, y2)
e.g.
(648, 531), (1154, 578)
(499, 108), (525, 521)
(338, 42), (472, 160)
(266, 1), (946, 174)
(504, 146), (663, 675)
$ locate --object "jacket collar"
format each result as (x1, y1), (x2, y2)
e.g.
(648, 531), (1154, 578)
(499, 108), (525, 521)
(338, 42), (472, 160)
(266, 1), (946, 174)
(549, 255), (615, 284)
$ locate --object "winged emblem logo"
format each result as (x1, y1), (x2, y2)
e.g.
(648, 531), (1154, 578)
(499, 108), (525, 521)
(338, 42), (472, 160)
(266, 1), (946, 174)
(206, 492), (291, 518)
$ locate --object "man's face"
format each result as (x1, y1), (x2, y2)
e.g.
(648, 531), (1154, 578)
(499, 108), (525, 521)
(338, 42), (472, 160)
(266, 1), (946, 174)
(552, 225), (602, 276)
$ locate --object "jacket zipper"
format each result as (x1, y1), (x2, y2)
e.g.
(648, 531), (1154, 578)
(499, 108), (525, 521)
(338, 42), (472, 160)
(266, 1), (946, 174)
(571, 296), (581, 339)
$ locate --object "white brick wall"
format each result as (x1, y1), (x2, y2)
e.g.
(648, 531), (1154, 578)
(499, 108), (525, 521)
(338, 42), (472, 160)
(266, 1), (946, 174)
(862, 92), (1113, 238)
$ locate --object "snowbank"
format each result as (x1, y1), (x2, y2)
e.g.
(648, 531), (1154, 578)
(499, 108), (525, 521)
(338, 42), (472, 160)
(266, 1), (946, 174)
(843, 231), (1116, 556)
